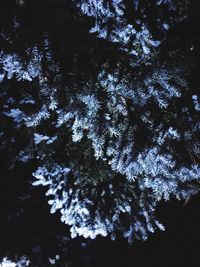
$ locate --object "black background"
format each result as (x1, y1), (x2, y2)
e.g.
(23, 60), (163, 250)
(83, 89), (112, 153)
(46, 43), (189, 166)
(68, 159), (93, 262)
(0, 0), (200, 266)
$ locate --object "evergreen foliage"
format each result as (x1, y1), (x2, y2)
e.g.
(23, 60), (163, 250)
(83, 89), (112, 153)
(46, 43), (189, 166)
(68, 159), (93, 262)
(0, 0), (199, 244)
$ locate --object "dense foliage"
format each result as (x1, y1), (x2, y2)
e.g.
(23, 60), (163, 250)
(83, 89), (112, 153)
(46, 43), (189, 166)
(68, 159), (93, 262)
(0, 0), (199, 257)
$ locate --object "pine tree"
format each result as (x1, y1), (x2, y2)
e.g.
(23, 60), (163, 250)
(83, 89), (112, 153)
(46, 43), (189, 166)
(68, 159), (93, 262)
(0, 0), (199, 243)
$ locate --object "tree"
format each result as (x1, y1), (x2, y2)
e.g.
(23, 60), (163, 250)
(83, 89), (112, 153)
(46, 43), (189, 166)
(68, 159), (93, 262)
(0, 0), (199, 244)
